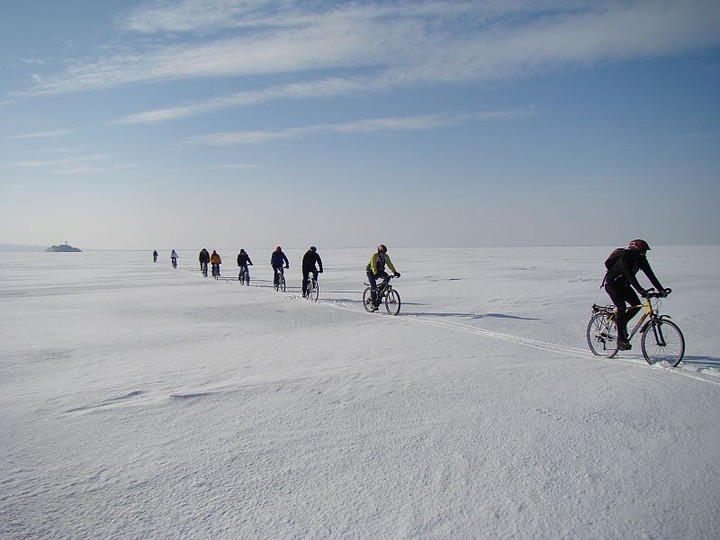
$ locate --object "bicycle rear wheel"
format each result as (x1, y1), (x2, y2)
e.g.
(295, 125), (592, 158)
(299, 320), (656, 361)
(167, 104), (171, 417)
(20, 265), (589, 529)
(641, 319), (685, 367)
(385, 289), (401, 315)
(308, 279), (319, 301)
(586, 313), (619, 358)
(362, 287), (374, 312)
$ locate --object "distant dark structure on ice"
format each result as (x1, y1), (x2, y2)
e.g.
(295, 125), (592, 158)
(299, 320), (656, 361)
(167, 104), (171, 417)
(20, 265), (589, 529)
(45, 242), (82, 253)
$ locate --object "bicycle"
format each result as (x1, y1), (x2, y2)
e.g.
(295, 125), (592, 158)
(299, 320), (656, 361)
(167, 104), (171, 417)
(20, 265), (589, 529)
(363, 276), (401, 316)
(305, 274), (319, 302)
(586, 288), (684, 367)
(238, 265), (250, 286)
(211, 263), (221, 280)
(201, 261), (208, 278)
(274, 267), (286, 292)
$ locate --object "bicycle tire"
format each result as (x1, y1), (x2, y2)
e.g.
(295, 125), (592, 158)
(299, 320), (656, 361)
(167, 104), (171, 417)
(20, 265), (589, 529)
(362, 287), (375, 312)
(385, 288), (401, 315)
(641, 319), (685, 367)
(586, 312), (619, 358)
(308, 279), (319, 301)
(279, 274), (286, 292)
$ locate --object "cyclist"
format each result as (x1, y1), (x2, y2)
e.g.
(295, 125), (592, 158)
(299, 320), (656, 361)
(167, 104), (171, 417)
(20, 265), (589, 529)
(199, 248), (210, 277)
(153, 250), (158, 263)
(603, 239), (667, 351)
(366, 244), (400, 311)
(170, 249), (178, 269)
(237, 249), (253, 282)
(271, 246), (289, 288)
(301, 246), (323, 297)
(210, 250), (222, 278)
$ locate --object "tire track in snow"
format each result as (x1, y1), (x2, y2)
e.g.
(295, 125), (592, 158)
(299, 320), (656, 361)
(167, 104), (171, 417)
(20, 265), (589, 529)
(323, 299), (720, 386)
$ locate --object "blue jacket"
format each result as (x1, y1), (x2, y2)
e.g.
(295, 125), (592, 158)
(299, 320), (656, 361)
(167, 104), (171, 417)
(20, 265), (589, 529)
(271, 250), (289, 269)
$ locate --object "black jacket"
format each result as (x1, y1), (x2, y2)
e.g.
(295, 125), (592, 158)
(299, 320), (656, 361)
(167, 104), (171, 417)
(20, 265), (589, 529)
(237, 252), (253, 266)
(302, 250), (323, 272)
(605, 249), (663, 293)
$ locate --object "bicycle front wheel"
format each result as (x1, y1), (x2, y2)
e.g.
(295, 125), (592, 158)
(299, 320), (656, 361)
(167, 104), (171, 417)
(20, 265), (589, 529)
(279, 274), (286, 292)
(641, 319), (685, 367)
(586, 313), (619, 358)
(385, 289), (401, 315)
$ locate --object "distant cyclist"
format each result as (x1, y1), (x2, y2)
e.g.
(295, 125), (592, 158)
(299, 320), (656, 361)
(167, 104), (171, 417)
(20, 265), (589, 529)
(199, 248), (210, 277)
(153, 250), (158, 263)
(237, 249), (253, 282)
(170, 249), (178, 269)
(301, 246), (323, 297)
(210, 250), (222, 278)
(271, 246), (289, 288)
(366, 244), (400, 311)
(603, 239), (668, 351)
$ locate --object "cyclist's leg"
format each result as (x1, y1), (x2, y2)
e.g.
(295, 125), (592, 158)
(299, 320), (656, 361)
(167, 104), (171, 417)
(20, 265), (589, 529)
(302, 269), (309, 296)
(366, 270), (378, 306)
(605, 283), (640, 342)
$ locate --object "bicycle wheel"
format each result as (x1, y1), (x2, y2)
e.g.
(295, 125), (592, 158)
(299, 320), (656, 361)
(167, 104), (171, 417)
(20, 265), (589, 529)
(362, 287), (375, 312)
(279, 274), (286, 292)
(308, 279), (319, 302)
(641, 319), (685, 367)
(586, 313), (619, 358)
(385, 289), (401, 315)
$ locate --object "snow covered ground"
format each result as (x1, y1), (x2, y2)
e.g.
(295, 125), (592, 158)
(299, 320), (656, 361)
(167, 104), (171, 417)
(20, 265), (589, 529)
(1, 246), (719, 539)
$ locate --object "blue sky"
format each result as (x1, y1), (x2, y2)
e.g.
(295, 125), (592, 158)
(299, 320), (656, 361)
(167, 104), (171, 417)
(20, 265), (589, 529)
(1, 0), (719, 250)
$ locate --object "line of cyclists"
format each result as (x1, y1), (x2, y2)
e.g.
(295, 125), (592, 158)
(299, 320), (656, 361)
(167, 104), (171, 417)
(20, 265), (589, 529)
(160, 238), (668, 348)
(191, 244), (399, 304)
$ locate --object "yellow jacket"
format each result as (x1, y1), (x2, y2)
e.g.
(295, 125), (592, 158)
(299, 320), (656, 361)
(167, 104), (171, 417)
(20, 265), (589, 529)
(368, 252), (396, 276)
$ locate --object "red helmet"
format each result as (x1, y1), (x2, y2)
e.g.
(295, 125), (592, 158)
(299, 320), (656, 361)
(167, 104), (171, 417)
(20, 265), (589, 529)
(628, 239), (650, 252)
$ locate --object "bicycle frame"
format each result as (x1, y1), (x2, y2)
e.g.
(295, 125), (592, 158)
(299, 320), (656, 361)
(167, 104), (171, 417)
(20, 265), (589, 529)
(610, 293), (672, 343)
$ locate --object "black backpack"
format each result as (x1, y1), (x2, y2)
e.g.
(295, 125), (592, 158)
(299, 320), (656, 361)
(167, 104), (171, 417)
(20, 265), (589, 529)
(604, 247), (625, 271)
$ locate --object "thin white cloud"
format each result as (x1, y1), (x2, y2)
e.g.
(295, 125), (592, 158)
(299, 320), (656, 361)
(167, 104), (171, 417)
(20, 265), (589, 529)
(17, 0), (720, 114)
(8, 154), (135, 175)
(188, 110), (534, 145)
(114, 77), (369, 124)
(10, 154), (107, 169)
(10, 129), (71, 140)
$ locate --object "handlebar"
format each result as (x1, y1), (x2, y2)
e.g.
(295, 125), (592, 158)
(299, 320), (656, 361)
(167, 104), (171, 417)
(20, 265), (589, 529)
(644, 288), (672, 299)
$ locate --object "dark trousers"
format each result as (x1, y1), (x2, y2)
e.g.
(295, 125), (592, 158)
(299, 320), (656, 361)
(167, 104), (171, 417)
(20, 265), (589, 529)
(366, 270), (389, 306)
(302, 268), (318, 295)
(605, 281), (641, 339)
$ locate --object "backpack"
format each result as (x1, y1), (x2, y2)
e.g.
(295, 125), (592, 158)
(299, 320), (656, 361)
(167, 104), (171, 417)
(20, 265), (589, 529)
(604, 247), (625, 271)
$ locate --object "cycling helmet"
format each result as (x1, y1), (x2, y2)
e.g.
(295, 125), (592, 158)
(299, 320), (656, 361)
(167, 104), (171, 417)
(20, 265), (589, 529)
(275, 246), (282, 251)
(310, 246), (317, 252)
(627, 239), (650, 252)
(377, 244), (387, 253)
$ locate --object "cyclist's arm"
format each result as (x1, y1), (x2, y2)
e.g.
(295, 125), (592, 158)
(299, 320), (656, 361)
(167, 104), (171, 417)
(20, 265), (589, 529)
(385, 254), (397, 274)
(638, 258), (664, 292)
(617, 256), (644, 293)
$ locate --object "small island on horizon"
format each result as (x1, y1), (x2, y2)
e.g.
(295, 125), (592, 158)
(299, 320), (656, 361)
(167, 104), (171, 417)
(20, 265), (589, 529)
(45, 243), (82, 253)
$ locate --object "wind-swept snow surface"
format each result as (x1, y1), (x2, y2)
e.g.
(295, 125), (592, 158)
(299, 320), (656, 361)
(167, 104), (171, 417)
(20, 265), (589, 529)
(1, 247), (719, 538)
